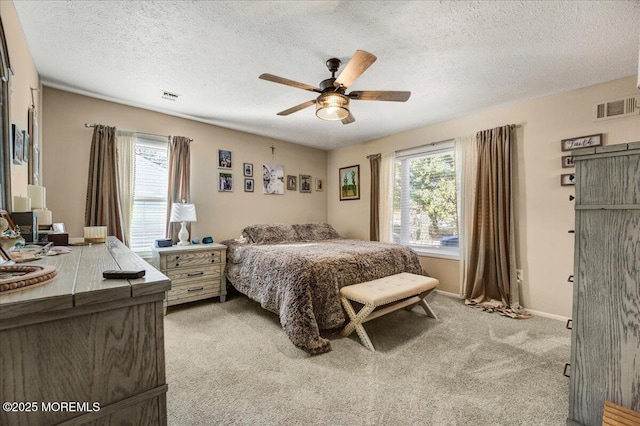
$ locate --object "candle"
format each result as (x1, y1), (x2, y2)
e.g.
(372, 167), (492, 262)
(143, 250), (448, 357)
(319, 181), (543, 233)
(84, 226), (107, 243)
(34, 209), (52, 225)
(27, 185), (46, 209)
(13, 196), (31, 212)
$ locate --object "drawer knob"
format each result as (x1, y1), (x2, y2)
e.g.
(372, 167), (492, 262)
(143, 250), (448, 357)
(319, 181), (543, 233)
(188, 271), (204, 277)
(188, 287), (204, 292)
(175, 263), (180, 267)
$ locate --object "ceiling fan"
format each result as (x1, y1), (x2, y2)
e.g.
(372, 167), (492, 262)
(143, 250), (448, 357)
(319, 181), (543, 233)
(259, 50), (411, 125)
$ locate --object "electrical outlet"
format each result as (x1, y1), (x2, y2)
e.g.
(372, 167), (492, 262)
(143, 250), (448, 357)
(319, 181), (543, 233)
(516, 269), (523, 281)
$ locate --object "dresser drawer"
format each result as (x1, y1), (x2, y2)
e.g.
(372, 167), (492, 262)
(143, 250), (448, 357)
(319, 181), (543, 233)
(164, 250), (221, 269)
(167, 278), (220, 302)
(165, 265), (221, 285)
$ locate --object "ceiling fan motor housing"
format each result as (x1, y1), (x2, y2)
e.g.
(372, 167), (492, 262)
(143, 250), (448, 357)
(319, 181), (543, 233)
(319, 78), (340, 92)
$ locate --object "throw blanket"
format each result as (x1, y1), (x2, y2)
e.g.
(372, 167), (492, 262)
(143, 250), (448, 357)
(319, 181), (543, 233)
(223, 239), (423, 354)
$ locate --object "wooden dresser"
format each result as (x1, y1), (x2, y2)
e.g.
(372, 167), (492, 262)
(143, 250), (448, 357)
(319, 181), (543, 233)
(568, 142), (640, 426)
(0, 237), (170, 425)
(152, 243), (226, 314)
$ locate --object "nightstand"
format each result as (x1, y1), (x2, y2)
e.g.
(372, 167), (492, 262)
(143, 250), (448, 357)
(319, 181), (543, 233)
(152, 243), (227, 314)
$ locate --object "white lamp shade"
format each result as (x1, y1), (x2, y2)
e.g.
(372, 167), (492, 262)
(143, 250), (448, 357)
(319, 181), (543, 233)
(170, 203), (197, 223)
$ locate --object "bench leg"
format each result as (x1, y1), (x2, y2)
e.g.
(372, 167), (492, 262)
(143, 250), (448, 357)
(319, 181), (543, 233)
(419, 298), (438, 320)
(340, 297), (376, 351)
(403, 289), (438, 320)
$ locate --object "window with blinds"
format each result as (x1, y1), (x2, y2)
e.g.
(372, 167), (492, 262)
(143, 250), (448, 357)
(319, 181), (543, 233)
(393, 141), (459, 258)
(130, 138), (169, 255)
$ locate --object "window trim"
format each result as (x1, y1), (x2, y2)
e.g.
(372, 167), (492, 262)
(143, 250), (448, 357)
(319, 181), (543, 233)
(411, 246), (460, 260)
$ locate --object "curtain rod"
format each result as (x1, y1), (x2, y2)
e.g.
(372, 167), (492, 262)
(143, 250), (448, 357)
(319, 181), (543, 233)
(84, 123), (193, 142)
(395, 138), (454, 155)
(394, 124), (521, 155)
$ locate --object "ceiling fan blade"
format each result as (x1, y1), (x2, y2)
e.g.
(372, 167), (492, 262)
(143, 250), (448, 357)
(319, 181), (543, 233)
(341, 112), (356, 125)
(277, 100), (316, 116)
(259, 73), (319, 93)
(334, 50), (377, 89)
(348, 90), (411, 102)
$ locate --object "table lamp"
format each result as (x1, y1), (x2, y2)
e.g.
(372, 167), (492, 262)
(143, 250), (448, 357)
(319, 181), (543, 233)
(170, 202), (197, 246)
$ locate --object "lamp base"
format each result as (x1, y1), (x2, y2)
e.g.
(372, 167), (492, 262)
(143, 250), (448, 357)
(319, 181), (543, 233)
(177, 221), (190, 246)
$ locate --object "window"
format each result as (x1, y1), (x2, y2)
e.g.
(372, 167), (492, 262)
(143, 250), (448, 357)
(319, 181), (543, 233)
(130, 138), (168, 255)
(393, 141), (459, 258)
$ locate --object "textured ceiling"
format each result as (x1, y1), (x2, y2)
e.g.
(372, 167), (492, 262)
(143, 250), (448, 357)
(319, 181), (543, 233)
(13, 1), (640, 150)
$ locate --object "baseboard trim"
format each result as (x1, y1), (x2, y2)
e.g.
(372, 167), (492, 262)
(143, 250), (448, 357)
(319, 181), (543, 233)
(524, 308), (570, 322)
(434, 290), (570, 322)
(434, 290), (464, 299)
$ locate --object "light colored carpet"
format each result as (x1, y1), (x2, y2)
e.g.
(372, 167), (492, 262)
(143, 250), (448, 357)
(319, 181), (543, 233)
(164, 292), (570, 425)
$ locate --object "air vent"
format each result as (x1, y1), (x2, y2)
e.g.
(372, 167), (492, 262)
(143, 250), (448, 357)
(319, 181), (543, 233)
(161, 90), (179, 101)
(593, 94), (639, 121)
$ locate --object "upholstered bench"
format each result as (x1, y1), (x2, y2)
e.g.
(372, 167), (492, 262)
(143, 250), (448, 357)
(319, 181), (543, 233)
(339, 272), (439, 351)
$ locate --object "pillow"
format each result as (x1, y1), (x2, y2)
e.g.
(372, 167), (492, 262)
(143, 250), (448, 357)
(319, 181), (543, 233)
(241, 223), (300, 244)
(293, 223), (342, 241)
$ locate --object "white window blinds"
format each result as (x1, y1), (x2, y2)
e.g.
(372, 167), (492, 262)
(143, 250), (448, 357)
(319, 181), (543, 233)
(393, 141), (459, 257)
(130, 138), (169, 255)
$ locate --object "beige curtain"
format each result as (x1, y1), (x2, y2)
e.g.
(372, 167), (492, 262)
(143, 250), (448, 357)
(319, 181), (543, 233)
(455, 135), (478, 296)
(379, 152), (395, 243)
(166, 136), (191, 243)
(464, 125), (526, 317)
(85, 124), (124, 241)
(115, 131), (136, 247)
(368, 153), (381, 241)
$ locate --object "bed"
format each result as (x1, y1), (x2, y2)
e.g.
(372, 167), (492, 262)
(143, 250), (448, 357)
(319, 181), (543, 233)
(221, 223), (424, 354)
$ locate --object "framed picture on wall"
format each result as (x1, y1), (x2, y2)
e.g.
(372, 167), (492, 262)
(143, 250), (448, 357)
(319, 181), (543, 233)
(561, 133), (602, 152)
(28, 107), (39, 185)
(561, 173), (576, 186)
(562, 155), (574, 168)
(244, 178), (254, 192)
(218, 149), (232, 169)
(299, 175), (311, 193)
(243, 163), (253, 177)
(218, 172), (233, 191)
(339, 165), (360, 201)
(262, 164), (284, 195)
(12, 124), (23, 164)
(22, 131), (29, 164)
(315, 178), (324, 192)
(286, 175), (297, 191)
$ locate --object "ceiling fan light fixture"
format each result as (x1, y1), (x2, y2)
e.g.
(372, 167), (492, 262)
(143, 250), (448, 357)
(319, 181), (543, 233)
(316, 93), (349, 121)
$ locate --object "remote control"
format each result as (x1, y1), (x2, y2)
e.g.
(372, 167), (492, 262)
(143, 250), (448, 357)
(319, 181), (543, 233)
(102, 270), (146, 279)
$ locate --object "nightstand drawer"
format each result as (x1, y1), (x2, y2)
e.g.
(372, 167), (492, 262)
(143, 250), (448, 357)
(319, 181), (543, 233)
(165, 265), (221, 285)
(166, 289), (220, 307)
(164, 250), (221, 269)
(167, 278), (220, 302)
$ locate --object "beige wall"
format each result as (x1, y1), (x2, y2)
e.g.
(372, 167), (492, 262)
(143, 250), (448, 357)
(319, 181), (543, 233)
(42, 88), (327, 241)
(1, 1), (42, 203)
(328, 76), (640, 318)
(419, 257), (460, 294)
